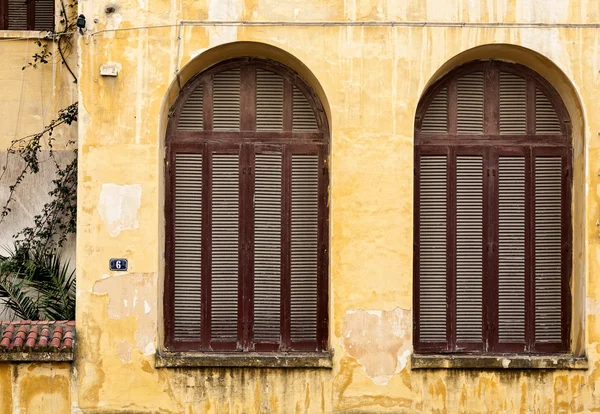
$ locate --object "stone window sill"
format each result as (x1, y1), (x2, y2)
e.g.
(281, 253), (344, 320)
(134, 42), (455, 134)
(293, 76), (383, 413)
(0, 30), (53, 39)
(412, 354), (588, 370)
(156, 350), (333, 369)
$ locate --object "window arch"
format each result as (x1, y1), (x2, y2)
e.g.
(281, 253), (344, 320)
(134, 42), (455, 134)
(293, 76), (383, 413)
(414, 60), (572, 354)
(164, 57), (329, 353)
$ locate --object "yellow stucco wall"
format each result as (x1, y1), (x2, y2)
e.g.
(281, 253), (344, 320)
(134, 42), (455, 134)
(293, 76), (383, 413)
(75, 0), (600, 412)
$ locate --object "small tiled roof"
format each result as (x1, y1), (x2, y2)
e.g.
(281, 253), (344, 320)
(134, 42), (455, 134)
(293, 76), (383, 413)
(0, 321), (74, 353)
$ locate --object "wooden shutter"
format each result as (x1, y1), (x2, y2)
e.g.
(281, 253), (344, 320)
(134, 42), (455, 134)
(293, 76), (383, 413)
(497, 155), (526, 343)
(173, 153), (203, 341)
(455, 154), (483, 343)
(178, 84), (204, 130)
(417, 154), (447, 343)
(292, 86), (319, 132)
(7, 0), (28, 30)
(421, 87), (448, 134)
(34, 0), (54, 31)
(210, 151), (240, 342)
(253, 151), (283, 342)
(534, 155), (563, 344)
(256, 70), (284, 132)
(290, 153), (319, 342)
(456, 71), (484, 135)
(213, 69), (241, 131)
(535, 89), (562, 135)
(499, 72), (527, 135)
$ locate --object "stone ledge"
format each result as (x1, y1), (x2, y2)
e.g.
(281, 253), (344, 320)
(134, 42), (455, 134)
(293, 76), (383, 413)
(412, 354), (588, 370)
(155, 351), (333, 369)
(0, 351), (73, 363)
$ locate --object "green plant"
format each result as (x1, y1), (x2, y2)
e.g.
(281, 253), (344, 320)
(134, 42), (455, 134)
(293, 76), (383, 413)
(0, 246), (75, 320)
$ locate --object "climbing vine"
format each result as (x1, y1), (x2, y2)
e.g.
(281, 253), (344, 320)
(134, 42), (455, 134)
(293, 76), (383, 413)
(1, 0), (78, 256)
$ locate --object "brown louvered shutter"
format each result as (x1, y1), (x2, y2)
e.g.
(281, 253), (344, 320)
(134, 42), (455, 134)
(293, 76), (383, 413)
(417, 153), (447, 344)
(178, 84), (204, 130)
(290, 153), (319, 342)
(213, 69), (241, 131)
(7, 0), (28, 29)
(456, 71), (484, 134)
(293, 86), (319, 132)
(173, 152), (203, 342)
(34, 0), (54, 31)
(253, 151), (283, 342)
(167, 59), (328, 353)
(455, 154), (484, 344)
(210, 150), (241, 343)
(415, 61), (570, 355)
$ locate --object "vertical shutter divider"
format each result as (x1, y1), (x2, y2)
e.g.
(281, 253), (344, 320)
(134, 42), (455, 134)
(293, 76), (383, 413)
(243, 144), (254, 350)
(316, 146), (328, 351)
(281, 147), (292, 349)
(241, 67), (256, 132)
(484, 65), (499, 135)
(483, 147), (495, 352)
(27, 0), (34, 30)
(448, 80), (457, 135)
(283, 78), (293, 132)
(524, 148), (534, 351)
(204, 75), (214, 131)
(203, 144), (212, 348)
(526, 78), (536, 136)
(447, 147), (457, 351)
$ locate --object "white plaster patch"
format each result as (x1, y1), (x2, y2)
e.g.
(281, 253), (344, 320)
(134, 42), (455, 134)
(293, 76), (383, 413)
(105, 13), (123, 38)
(502, 358), (510, 368)
(587, 298), (600, 315)
(117, 340), (133, 363)
(144, 300), (151, 314)
(207, 0), (240, 46)
(144, 341), (155, 355)
(97, 184), (142, 237)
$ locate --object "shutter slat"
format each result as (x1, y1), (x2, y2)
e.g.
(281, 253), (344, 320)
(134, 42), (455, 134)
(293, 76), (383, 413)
(292, 87), (319, 132)
(535, 89), (562, 135)
(290, 154), (318, 341)
(498, 156), (526, 343)
(535, 156), (562, 343)
(256, 70), (284, 132)
(455, 155), (483, 343)
(421, 87), (448, 134)
(499, 72), (527, 135)
(418, 155), (447, 342)
(213, 70), (241, 132)
(8, 0), (28, 30)
(178, 85), (204, 130)
(254, 152), (282, 342)
(457, 71), (484, 135)
(34, 0), (54, 31)
(211, 153), (239, 340)
(174, 153), (202, 341)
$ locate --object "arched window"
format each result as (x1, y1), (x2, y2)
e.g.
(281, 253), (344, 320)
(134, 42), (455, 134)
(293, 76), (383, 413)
(164, 58), (329, 353)
(414, 61), (572, 354)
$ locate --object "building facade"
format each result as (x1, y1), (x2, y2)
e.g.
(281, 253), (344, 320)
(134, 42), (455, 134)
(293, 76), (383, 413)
(3, 0), (600, 412)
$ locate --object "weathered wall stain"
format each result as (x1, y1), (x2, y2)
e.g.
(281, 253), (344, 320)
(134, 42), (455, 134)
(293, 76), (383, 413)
(343, 308), (411, 385)
(97, 183), (142, 237)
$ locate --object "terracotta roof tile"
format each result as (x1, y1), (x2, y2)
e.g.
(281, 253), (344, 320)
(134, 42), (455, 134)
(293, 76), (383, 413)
(0, 321), (75, 353)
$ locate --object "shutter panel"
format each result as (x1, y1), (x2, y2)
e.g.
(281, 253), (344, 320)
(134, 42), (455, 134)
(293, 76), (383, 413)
(418, 155), (447, 342)
(534, 156), (563, 343)
(253, 152), (282, 342)
(421, 87), (448, 134)
(8, 0), (28, 30)
(213, 69), (241, 131)
(173, 153), (203, 341)
(210, 152), (240, 341)
(256, 70), (284, 132)
(178, 84), (204, 130)
(535, 89), (562, 135)
(499, 72), (527, 135)
(497, 156), (526, 343)
(290, 154), (319, 342)
(34, 0), (54, 31)
(455, 155), (483, 343)
(457, 71), (484, 135)
(292, 86), (319, 132)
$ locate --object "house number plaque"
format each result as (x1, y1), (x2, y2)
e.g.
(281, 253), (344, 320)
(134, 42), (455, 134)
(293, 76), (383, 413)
(109, 258), (128, 271)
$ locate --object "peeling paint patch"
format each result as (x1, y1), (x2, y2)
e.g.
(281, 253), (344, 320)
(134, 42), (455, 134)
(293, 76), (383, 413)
(97, 184), (142, 237)
(342, 308), (411, 386)
(92, 273), (157, 355)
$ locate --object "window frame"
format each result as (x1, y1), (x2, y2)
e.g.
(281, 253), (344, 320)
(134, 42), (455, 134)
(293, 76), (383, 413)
(163, 57), (330, 354)
(413, 60), (572, 355)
